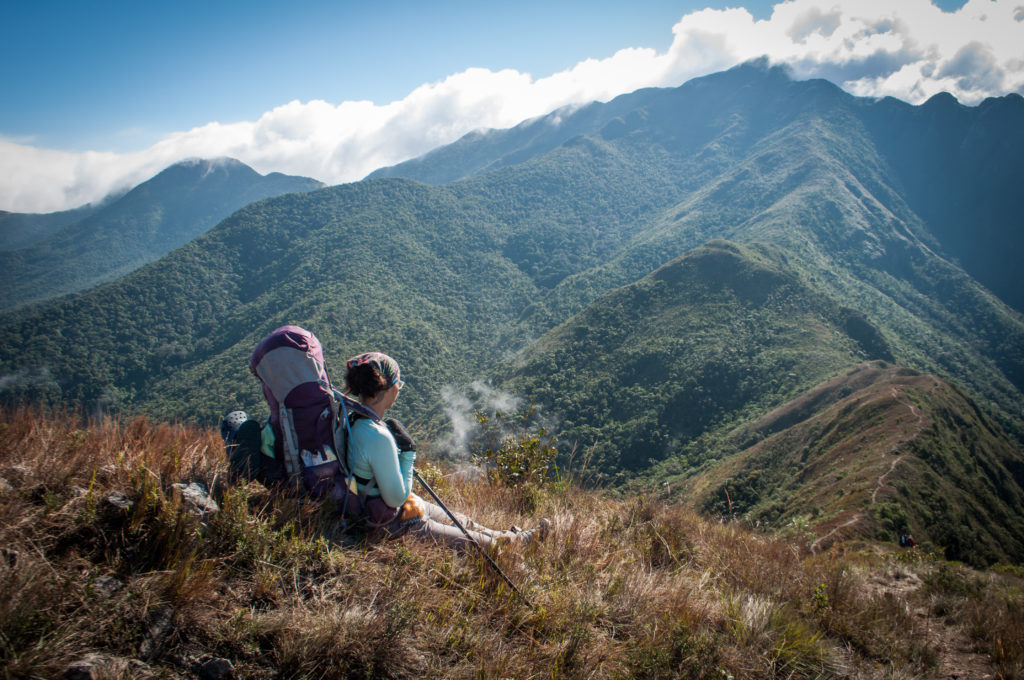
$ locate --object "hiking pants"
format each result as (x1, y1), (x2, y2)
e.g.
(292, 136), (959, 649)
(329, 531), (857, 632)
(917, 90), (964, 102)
(386, 500), (508, 549)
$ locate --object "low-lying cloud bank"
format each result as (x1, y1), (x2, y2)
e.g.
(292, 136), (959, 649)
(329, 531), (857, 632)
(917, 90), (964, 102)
(3, 0), (1022, 213)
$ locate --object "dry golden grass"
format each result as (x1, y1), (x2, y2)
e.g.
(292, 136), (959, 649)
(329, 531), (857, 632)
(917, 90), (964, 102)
(1, 405), (1022, 679)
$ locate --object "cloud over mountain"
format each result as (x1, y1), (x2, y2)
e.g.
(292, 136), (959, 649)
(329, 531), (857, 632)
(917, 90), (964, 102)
(3, 0), (1021, 213)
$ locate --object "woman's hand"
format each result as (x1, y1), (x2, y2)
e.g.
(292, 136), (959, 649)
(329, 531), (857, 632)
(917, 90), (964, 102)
(400, 492), (426, 520)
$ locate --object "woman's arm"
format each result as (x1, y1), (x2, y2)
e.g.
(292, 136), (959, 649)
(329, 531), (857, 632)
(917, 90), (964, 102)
(350, 419), (415, 508)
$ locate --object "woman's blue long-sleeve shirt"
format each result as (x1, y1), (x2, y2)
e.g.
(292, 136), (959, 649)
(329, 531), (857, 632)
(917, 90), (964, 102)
(348, 418), (416, 508)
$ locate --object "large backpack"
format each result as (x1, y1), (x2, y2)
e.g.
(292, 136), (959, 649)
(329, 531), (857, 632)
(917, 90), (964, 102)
(247, 325), (379, 511)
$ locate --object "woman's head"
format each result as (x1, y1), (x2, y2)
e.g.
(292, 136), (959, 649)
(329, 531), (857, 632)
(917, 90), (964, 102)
(344, 352), (404, 402)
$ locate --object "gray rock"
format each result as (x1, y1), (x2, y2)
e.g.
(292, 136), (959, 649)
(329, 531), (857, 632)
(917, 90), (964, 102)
(91, 574), (123, 599)
(199, 657), (235, 680)
(105, 491), (133, 511)
(97, 464), (119, 482)
(171, 482), (219, 516)
(139, 604), (174, 658)
(7, 464), (30, 485)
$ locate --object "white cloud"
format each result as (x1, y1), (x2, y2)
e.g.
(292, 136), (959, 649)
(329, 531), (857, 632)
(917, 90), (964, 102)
(3, 0), (1022, 213)
(436, 381), (523, 459)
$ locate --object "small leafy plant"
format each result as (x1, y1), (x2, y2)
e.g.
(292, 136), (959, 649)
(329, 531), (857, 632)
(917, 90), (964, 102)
(469, 406), (559, 490)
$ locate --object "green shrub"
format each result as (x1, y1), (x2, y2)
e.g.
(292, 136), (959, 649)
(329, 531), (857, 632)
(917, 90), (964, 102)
(470, 408), (559, 490)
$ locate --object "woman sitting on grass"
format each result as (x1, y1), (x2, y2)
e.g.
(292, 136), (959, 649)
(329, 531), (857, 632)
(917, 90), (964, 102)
(344, 351), (549, 550)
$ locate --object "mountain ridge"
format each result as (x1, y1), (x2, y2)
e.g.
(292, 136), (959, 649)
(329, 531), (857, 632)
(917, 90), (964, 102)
(2, 66), (1020, 435)
(376, 61), (1024, 316)
(0, 158), (323, 313)
(673, 361), (1024, 567)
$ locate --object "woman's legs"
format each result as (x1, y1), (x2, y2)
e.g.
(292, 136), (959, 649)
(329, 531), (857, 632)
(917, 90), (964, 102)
(405, 499), (512, 549)
(400, 500), (549, 550)
(420, 500), (509, 536)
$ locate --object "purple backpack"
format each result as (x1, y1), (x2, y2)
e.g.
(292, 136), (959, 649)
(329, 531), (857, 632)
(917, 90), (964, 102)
(249, 325), (378, 511)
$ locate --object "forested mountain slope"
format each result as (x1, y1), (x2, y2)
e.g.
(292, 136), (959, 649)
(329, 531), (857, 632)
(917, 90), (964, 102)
(0, 158), (322, 312)
(378, 61), (1024, 317)
(860, 91), (1024, 313)
(0, 202), (102, 251)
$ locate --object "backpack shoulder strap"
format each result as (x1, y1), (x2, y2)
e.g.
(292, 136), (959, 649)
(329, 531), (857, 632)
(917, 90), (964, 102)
(331, 389), (380, 423)
(278, 404), (303, 480)
(328, 391), (383, 514)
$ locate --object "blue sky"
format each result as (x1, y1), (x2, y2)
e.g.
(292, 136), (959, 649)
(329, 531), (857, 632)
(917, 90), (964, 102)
(2, 1), (804, 151)
(6, 0), (1017, 213)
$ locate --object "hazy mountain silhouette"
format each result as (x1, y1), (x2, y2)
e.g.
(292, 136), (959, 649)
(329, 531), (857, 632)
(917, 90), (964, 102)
(0, 158), (323, 312)
(0, 203), (102, 251)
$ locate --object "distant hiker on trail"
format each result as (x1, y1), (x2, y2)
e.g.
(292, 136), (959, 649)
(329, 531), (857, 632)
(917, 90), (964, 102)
(221, 325), (548, 552)
(343, 351), (549, 549)
(899, 534), (917, 549)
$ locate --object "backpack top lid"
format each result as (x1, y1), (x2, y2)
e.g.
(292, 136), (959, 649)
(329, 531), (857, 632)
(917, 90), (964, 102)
(249, 325), (379, 437)
(250, 325), (331, 430)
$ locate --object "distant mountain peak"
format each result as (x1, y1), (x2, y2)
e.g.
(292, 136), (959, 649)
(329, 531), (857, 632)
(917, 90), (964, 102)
(0, 157), (322, 311)
(723, 55), (793, 80)
(160, 157), (254, 178)
(923, 91), (962, 108)
(137, 158), (259, 193)
(172, 156), (246, 169)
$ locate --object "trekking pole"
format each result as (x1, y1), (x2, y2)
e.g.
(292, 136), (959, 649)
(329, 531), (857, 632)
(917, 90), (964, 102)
(413, 470), (532, 608)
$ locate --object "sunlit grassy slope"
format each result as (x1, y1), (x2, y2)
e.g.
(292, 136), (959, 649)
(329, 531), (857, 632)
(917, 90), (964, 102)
(2, 407), (1023, 679)
(667, 361), (1024, 567)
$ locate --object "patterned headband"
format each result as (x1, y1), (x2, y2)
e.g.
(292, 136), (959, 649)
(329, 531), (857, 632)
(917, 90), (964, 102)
(346, 352), (404, 389)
